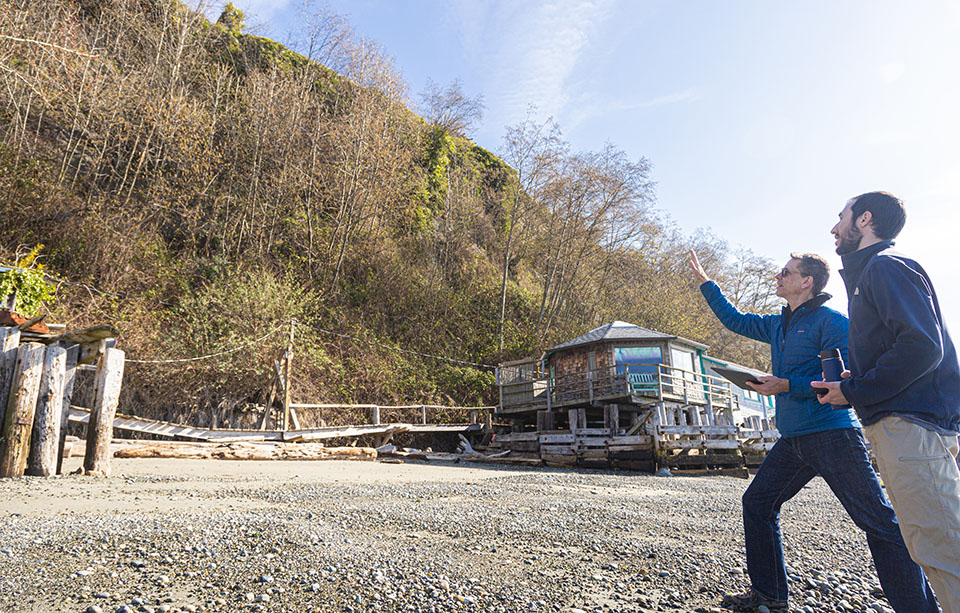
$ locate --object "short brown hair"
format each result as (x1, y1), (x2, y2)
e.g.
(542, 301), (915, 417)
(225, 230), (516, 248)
(790, 252), (830, 295)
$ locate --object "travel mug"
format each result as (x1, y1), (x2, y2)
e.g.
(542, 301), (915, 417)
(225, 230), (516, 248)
(814, 348), (851, 408)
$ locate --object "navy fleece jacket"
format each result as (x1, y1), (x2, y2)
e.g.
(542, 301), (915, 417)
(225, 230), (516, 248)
(839, 241), (960, 432)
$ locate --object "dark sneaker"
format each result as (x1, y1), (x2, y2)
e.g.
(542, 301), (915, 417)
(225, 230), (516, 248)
(721, 588), (788, 611)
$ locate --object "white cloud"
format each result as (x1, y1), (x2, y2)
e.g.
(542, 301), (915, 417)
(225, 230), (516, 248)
(453, 0), (615, 132)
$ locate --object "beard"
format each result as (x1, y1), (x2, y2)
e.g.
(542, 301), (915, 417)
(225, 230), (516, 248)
(835, 224), (862, 255)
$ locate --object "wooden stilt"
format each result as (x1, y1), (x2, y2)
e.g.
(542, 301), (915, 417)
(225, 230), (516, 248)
(26, 344), (67, 476)
(0, 327), (21, 432)
(0, 343), (45, 478)
(83, 348), (125, 476)
(56, 343), (79, 475)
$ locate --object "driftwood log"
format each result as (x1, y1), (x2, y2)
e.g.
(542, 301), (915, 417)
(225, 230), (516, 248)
(112, 441), (377, 461)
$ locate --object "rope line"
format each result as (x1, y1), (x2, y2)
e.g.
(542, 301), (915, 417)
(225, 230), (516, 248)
(294, 320), (496, 370)
(125, 322), (287, 364)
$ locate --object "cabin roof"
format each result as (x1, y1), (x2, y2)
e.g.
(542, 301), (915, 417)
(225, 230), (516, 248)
(546, 321), (709, 353)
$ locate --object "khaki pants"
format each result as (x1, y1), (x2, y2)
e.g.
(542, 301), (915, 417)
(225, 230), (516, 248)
(864, 416), (960, 613)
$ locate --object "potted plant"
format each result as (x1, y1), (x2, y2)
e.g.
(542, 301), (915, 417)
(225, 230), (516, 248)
(0, 245), (56, 334)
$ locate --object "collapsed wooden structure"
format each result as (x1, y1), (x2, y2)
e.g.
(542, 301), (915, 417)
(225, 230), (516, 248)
(0, 322), (124, 477)
(494, 322), (778, 474)
(0, 316), (489, 478)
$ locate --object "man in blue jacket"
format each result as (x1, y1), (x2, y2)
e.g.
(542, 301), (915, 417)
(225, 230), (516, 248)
(814, 191), (960, 612)
(689, 249), (936, 612)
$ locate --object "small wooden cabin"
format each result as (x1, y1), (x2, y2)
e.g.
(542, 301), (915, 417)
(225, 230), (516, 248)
(492, 321), (777, 474)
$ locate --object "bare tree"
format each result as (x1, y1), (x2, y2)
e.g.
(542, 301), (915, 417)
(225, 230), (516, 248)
(418, 78), (484, 137)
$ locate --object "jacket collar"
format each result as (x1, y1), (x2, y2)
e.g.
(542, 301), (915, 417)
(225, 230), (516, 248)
(781, 292), (832, 318)
(839, 240), (895, 296)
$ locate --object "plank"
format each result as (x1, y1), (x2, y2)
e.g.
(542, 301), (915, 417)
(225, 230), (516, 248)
(659, 439), (741, 450)
(492, 432), (539, 443)
(44, 324), (119, 346)
(113, 441), (376, 461)
(607, 435), (652, 445)
(540, 444), (576, 456)
(658, 425), (739, 436)
(539, 433), (576, 444)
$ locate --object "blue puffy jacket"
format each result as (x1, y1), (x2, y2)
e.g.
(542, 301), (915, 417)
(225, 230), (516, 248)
(700, 281), (860, 437)
(839, 241), (960, 433)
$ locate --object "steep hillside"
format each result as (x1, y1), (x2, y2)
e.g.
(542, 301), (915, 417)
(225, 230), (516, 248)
(0, 0), (777, 425)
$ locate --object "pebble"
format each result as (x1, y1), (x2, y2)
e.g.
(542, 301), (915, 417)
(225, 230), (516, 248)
(0, 466), (897, 611)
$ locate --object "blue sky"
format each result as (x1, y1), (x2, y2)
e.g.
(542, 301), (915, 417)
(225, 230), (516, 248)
(207, 0), (960, 329)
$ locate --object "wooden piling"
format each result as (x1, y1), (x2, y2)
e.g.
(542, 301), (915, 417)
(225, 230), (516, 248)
(282, 320), (294, 431)
(83, 347), (125, 476)
(0, 327), (21, 431)
(56, 344), (80, 474)
(26, 344), (67, 476)
(0, 343), (46, 478)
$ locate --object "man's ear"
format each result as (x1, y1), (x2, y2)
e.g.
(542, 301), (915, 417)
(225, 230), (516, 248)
(857, 210), (873, 229)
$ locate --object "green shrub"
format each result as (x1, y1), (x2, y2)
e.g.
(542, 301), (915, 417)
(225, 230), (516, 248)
(0, 245), (56, 317)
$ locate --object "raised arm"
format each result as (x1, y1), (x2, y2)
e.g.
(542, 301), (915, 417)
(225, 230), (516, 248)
(689, 249), (773, 344)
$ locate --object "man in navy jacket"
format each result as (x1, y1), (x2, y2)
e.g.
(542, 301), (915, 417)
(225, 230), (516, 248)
(690, 249), (936, 612)
(815, 191), (960, 612)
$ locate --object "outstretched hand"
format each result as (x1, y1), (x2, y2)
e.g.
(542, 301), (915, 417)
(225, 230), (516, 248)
(688, 249), (711, 285)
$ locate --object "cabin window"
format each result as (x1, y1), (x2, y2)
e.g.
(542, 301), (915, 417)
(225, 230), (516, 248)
(743, 388), (760, 401)
(614, 347), (662, 375)
(670, 348), (696, 375)
(587, 351), (597, 372)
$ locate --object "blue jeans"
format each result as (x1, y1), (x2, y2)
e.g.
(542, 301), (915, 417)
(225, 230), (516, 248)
(743, 427), (938, 611)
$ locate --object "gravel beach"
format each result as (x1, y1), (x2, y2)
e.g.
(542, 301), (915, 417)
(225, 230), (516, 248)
(0, 457), (896, 613)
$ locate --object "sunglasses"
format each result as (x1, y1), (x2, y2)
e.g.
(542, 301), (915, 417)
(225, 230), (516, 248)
(780, 267), (809, 278)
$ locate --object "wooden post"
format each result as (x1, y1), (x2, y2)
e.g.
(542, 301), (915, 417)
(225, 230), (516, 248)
(282, 320), (294, 431)
(651, 401), (664, 469)
(484, 409), (492, 431)
(56, 344), (80, 474)
(545, 375), (552, 412)
(371, 405), (380, 425)
(0, 343), (45, 478)
(26, 344), (67, 477)
(83, 348), (125, 476)
(469, 409), (478, 425)
(0, 327), (21, 432)
(421, 405), (427, 425)
(604, 404), (619, 434)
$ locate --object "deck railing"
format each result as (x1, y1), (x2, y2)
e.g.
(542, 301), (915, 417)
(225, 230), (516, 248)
(498, 362), (738, 412)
